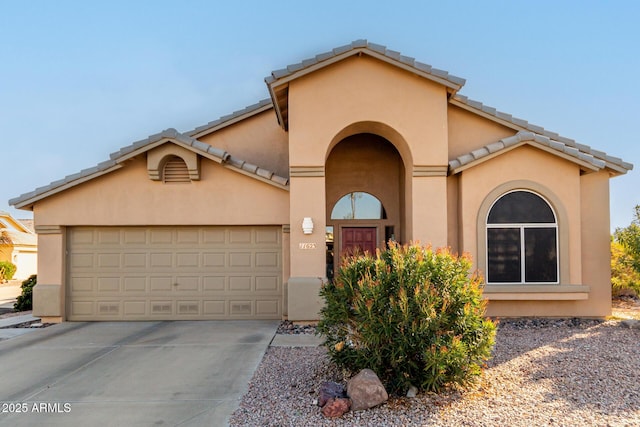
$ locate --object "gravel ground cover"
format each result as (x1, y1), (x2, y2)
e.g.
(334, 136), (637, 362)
(230, 319), (640, 426)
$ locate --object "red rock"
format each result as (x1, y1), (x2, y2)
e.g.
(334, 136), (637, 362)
(321, 397), (351, 418)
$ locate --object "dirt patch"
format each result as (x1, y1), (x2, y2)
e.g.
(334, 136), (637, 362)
(611, 297), (640, 320)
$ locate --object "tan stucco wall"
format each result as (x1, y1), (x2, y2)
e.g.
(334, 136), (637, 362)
(33, 156), (289, 226)
(198, 109), (289, 178)
(447, 104), (516, 159)
(579, 171), (612, 317)
(288, 55), (449, 167)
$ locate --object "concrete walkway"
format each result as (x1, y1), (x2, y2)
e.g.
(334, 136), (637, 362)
(0, 320), (278, 426)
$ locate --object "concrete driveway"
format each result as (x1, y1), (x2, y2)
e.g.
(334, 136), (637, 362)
(0, 320), (278, 426)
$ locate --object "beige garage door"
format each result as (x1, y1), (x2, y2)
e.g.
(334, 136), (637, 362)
(67, 226), (282, 320)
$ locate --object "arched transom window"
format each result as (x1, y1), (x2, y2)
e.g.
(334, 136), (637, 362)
(486, 190), (558, 284)
(331, 192), (387, 220)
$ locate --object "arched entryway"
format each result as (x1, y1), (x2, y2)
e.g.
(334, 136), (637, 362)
(325, 133), (405, 279)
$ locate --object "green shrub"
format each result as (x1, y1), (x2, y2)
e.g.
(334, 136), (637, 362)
(317, 242), (496, 394)
(14, 275), (37, 312)
(0, 261), (17, 282)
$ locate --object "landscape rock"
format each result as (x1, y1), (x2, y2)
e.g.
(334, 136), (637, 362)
(346, 368), (388, 411)
(621, 319), (640, 329)
(318, 381), (347, 407)
(321, 397), (350, 418)
(406, 385), (418, 398)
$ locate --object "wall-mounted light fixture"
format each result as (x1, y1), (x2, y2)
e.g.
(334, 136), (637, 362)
(302, 217), (314, 234)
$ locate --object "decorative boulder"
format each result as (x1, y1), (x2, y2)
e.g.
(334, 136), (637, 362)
(318, 381), (347, 407)
(321, 397), (351, 418)
(346, 369), (388, 411)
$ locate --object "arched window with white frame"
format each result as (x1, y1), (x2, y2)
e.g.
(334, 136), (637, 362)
(486, 190), (558, 284)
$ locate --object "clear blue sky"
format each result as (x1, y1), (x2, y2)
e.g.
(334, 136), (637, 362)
(1, 0), (638, 230)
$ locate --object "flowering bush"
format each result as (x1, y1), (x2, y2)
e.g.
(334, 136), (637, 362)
(318, 242), (496, 394)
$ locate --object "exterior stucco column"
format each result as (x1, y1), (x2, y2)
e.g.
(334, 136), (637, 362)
(33, 225), (65, 323)
(286, 172), (326, 321)
(411, 174), (448, 248)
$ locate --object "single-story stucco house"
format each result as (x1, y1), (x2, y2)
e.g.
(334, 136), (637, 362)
(0, 211), (37, 281)
(10, 40), (633, 322)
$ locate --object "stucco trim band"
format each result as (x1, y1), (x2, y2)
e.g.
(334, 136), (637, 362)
(413, 165), (448, 177)
(35, 225), (62, 234)
(290, 166), (325, 177)
(484, 285), (590, 300)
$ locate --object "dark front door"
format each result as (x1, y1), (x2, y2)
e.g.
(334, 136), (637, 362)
(341, 227), (377, 255)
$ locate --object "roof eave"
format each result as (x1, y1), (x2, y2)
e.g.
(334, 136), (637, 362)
(449, 140), (603, 175)
(11, 163), (124, 210)
(186, 100), (274, 139)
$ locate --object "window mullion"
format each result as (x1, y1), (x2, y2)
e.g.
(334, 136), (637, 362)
(520, 226), (526, 283)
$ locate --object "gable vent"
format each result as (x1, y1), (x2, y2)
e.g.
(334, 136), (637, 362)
(163, 156), (191, 183)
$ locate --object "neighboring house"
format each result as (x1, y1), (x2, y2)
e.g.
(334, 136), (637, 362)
(0, 211), (37, 281)
(9, 40), (633, 323)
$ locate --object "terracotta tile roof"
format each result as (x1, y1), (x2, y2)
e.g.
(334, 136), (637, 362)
(185, 98), (273, 139)
(265, 39), (466, 130)
(450, 95), (633, 174)
(448, 131), (626, 174)
(265, 39), (466, 88)
(10, 128), (289, 209)
(0, 229), (37, 246)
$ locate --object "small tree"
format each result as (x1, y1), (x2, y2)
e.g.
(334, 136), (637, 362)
(318, 242), (496, 394)
(0, 261), (17, 282)
(612, 206), (640, 297)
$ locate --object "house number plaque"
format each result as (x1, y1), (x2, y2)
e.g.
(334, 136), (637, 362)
(299, 243), (317, 249)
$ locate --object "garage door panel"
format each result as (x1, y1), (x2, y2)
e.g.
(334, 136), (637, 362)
(203, 276), (225, 291)
(176, 276), (199, 291)
(124, 300), (146, 316)
(177, 301), (200, 315)
(176, 253), (199, 268)
(124, 277), (147, 292)
(98, 253), (121, 269)
(123, 253), (147, 268)
(256, 300), (280, 316)
(150, 301), (174, 316)
(97, 301), (121, 316)
(123, 229), (147, 244)
(256, 276), (279, 291)
(71, 253), (94, 269)
(203, 253), (226, 267)
(256, 252), (279, 267)
(70, 277), (94, 292)
(97, 277), (120, 292)
(229, 252), (252, 267)
(67, 226), (282, 320)
(203, 229), (226, 244)
(70, 300), (94, 316)
(71, 229), (95, 245)
(229, 229), (252, 244)
(97, 229), (121, 244)
(177, 230), (200, 244)
(229, 276), (252, 291)
(256, 228), (280, 244)
(150, 253), (173, 268)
